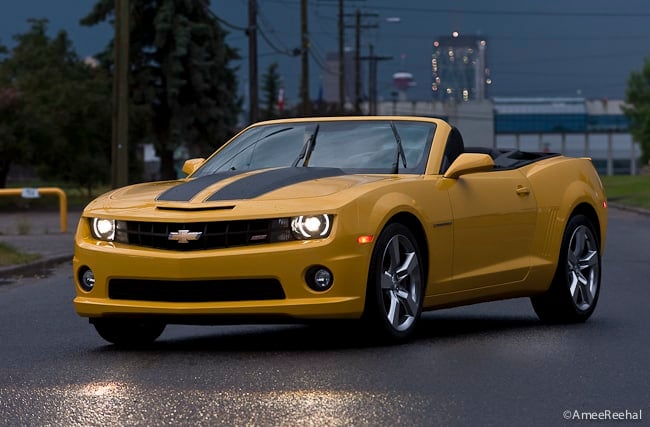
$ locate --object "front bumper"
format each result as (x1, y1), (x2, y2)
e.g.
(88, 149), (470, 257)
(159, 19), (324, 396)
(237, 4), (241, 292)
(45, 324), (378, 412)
(73, 222), (371, 323)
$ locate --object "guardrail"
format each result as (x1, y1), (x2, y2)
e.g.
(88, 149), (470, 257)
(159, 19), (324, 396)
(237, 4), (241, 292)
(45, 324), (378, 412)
(0, 187), (68, 233)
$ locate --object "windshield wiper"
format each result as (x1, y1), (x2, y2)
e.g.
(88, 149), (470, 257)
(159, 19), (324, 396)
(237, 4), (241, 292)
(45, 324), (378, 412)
(390, 121), (407, 174)
(211, 127), (293, 173)
(292, 124), (320, 167)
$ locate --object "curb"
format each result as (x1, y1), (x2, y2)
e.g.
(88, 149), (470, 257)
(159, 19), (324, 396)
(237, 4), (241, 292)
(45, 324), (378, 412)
(0, 253), (72, 281)
(608, 203), (650, 217)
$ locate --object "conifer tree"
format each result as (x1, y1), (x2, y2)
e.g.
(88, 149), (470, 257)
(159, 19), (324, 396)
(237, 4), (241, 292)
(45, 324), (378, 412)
(82, 0), (241, 179)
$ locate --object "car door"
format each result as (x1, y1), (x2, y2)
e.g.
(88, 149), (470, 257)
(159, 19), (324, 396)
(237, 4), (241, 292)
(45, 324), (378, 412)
(445, 168), (537, 291)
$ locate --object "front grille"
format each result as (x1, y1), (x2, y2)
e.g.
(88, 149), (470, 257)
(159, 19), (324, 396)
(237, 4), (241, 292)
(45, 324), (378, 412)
(114, 218), (292, 251)
(108, 278), (286, 302)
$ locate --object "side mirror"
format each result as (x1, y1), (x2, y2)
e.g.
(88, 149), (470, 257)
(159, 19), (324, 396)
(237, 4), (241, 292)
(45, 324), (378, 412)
(182, 158), (205, 176)
(443, 153), (494, 179)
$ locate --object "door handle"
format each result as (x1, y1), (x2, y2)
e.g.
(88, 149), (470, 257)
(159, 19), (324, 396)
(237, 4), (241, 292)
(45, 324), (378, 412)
(516, 185), (530, 196)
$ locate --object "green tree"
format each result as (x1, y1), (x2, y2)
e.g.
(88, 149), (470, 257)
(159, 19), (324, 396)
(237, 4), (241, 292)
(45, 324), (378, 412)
(39, 62), (113, 195)
(0, 87), (28, 188)
(0, 19), (112, 192)
(0, 38), (34, 188)
(82, 0), (241, 180)
(261, 62), (281, 120)
(624, 57), (650, 165)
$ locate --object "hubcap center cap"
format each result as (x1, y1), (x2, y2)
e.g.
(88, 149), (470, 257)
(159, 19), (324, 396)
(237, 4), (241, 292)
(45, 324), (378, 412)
(391, 273), (399, 288)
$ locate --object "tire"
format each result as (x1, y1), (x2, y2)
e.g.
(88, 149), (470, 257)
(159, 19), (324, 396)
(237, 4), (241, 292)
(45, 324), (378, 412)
(92, 318), (166, 347)
(531, 214), (601, 323)
(363, 223), (425, 341)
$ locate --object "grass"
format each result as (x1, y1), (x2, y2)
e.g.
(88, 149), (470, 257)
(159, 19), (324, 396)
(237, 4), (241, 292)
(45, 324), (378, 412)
(0, 242), (40, 267)
(601, 175), (650, 210)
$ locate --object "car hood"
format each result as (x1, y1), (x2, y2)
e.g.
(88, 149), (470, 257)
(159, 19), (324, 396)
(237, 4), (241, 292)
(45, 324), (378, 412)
(84, 167), (397, 219)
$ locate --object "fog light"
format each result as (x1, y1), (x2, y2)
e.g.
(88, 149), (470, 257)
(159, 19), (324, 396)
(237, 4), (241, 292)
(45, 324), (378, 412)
(306, 266), (333, 292)
(79, 267), (95, 292)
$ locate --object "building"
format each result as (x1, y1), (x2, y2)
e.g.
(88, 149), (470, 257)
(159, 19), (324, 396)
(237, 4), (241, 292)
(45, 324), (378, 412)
(493, 97), (638, 175)
(323, 49), (361, 106)
(370, 97), (638, 175)
(431, 33), (490, 103)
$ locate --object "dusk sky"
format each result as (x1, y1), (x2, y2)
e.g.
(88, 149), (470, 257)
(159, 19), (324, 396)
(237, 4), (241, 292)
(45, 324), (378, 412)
(1, 0), (649, 106)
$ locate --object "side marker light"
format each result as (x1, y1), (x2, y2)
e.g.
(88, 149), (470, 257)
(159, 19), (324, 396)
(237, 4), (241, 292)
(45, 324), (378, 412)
(357, 235), (374, 244)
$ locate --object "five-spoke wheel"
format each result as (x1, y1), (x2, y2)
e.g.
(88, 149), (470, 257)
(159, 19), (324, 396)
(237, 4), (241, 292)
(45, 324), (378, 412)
(532, 214), (601, 323)
(567, 224), (600, 311)
(364, 223), (424, 340)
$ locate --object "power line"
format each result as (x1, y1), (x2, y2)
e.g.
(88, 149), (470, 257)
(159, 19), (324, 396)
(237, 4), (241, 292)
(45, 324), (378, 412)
(257, 4), (300, 57)
(207, 11), (248, 32)
(257, 26), (298, 57)
(302, 3), (650, 18)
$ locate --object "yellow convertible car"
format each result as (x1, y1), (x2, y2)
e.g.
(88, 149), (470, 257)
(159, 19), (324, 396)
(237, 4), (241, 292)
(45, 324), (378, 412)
(73, 116), (607, 345)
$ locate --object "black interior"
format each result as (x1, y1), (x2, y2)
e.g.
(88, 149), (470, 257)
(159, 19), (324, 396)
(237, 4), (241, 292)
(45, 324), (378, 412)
(440, 126), (560, 173)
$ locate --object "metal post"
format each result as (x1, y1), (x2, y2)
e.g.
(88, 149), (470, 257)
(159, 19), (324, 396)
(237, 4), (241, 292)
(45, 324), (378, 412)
(248, 0), (259, 123)
(360, 44), (391, 116)
(607, 132), (613, 176)
(112, 0), (129, 188)
(631, 138), (637, 175)
(300, 0), (310, 116)
(354, 9), (361, 114)
(368, 44), (375, 115)
(0, 188), (68, 232)
(338, 0), (345, 112)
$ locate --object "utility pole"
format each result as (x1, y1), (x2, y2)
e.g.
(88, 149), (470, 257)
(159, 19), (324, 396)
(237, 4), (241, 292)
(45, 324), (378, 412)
(345, 9), (377, 114)
(338, 0), (344, 112)
(300, 0), (310, 116)
(354, 9), (361, 114)
(320, 0), (364, 112)
(361, 44), (392, 115)
(112, 0), (129, 188)
(248, 0), (259, 123)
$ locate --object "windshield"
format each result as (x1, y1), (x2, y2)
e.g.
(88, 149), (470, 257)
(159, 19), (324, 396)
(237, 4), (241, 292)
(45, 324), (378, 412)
(193, 120), (436, 177)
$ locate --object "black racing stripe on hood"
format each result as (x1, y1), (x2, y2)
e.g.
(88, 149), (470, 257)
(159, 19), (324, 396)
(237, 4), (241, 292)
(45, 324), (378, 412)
(157, 171), (246, 202)
(207, 167), (346, 201)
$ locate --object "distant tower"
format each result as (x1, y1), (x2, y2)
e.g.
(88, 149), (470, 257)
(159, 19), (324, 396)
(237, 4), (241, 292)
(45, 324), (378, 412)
(392, 54), (416, 101)
(431, 32), (490, 102)
(392, 72), (414, 101)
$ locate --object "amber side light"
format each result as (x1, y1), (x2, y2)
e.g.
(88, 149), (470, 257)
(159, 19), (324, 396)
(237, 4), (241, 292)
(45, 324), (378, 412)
(357, 235), (374, 244)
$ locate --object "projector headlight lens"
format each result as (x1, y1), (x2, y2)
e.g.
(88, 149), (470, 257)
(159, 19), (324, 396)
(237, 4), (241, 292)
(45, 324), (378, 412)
(91, 218), (116, 241)
(291, 214), (332, 240)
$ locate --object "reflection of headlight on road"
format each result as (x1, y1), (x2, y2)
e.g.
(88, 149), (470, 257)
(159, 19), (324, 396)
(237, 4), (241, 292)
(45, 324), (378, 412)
(91, 218), (116, 241)
(291, 215), (332, 239)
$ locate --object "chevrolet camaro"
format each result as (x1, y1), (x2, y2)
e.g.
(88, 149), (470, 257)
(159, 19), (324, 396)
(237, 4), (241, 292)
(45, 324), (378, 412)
(73, 116), (607, 345)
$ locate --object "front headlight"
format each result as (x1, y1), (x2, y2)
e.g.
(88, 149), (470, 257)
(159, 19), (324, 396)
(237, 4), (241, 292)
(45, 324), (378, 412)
(291, 214), (332, 240)
(91, 218), (116, 241)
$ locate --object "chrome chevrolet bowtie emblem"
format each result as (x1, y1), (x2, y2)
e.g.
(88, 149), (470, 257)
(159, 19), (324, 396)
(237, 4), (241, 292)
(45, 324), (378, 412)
(168, 229), (202, 244)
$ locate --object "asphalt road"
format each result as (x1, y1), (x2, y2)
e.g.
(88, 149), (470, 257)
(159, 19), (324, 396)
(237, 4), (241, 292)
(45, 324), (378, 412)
(0, 208), (648, 426)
